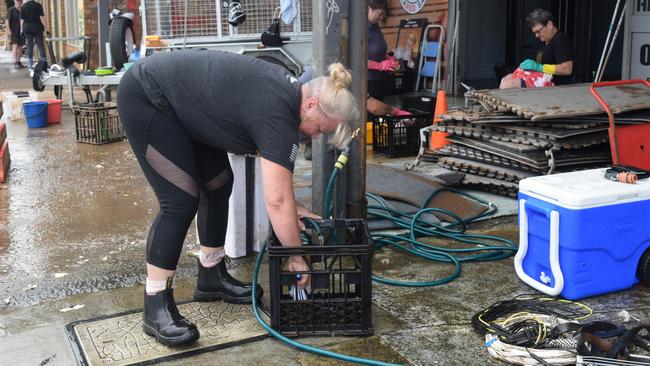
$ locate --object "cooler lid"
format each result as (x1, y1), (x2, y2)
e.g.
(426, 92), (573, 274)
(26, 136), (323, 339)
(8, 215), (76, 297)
(519, 168), (650, 208)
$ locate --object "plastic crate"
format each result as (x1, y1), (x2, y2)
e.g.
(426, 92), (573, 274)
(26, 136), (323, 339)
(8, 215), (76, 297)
(72, 102), (125, 144)
(268, 219), (373, 337)
(372, 110), (431, 157)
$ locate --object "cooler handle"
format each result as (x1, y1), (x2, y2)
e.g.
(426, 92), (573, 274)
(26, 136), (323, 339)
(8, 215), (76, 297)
(514, 199), (564, 296)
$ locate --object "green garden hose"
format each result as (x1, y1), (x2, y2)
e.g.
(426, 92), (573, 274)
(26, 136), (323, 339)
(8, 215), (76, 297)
(251, 147), (517, 365)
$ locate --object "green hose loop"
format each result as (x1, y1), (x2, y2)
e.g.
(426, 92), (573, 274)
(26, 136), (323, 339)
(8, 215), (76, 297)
(365, 185), (516, 287)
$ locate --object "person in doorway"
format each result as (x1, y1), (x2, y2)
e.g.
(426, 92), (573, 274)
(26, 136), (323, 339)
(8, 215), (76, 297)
(367, 0), (399, 104)
(20, 0), (47, 75)
(500, 9), (574, 89)
(117, 50), (357, 347)
(5, 0), (23, 69)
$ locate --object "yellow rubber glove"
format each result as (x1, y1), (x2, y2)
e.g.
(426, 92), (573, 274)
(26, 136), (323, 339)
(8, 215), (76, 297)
(520, 59), (557, 74)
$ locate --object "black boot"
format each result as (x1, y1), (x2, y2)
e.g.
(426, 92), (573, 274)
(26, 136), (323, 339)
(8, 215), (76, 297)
(142, 286), (199, 347)
(194, 258), (263, 304)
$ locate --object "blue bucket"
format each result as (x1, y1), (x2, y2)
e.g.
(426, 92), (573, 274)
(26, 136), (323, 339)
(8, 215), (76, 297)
(23, 101), (49, 128)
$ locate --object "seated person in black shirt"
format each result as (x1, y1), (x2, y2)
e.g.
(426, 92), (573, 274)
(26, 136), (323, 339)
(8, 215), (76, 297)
(500, 9), (574, 89)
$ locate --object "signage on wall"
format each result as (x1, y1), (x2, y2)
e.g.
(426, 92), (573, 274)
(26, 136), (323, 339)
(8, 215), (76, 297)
(400, 0), (427, 14)
(636, 0), (649, 13)
(631, 33), (650, 79)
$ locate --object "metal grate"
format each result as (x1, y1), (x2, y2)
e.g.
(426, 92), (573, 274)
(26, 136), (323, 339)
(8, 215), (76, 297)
(141, 0), (312, 45)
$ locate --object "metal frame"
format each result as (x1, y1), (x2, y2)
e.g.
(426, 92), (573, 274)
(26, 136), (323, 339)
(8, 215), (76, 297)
(139, 0), (312, 48)
(41, 71), (122, 106)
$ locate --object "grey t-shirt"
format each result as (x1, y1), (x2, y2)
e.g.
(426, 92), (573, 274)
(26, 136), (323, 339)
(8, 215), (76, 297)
(130, 50), (302, 171)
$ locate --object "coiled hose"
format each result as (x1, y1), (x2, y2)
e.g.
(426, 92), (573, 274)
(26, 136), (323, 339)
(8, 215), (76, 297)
(251, 147), (517, 365)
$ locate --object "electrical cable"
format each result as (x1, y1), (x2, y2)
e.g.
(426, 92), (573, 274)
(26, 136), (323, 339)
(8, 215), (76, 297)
(472, 294), (593, 337)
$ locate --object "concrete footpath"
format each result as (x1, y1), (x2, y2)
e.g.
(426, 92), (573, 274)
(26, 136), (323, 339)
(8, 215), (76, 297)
(1, 52), (649, 365)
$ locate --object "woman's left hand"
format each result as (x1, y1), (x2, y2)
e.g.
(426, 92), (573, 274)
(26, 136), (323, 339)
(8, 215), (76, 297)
(296, 202), (322, 230)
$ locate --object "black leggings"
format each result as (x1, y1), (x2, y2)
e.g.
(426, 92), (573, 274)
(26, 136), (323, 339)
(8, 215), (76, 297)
(23, 23), (46, 63)
(117, 72), (233, 270)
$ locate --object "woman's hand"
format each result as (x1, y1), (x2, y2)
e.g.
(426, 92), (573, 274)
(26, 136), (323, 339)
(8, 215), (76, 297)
(368, 57), (399, 72)
(381, 57), (400, 72)
(296, 201), (321, 230)
(289, 255), (310, 288)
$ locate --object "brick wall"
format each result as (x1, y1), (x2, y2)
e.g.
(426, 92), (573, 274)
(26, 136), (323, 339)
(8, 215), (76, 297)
(83, 0), (99, 69)
(1, 1), (10, 23)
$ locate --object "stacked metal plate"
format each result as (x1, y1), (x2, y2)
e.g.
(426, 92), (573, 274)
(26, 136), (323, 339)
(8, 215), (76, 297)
(422, 83), (650, 197)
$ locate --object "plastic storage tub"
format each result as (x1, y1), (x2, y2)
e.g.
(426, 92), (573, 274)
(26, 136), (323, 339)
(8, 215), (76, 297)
(47, 99), (63, 124)
(2, 91), (38, 120)
(516, 168), (650, 300)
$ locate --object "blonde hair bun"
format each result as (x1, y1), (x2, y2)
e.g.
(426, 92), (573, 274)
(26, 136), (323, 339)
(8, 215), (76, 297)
(328, 63), (352, 89)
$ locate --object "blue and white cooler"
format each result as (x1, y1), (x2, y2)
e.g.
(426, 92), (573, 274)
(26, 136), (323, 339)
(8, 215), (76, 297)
(516, 168), (650, 300)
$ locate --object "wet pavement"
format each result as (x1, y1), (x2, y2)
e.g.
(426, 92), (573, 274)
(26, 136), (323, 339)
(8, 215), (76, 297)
(0, 54), (649, 365)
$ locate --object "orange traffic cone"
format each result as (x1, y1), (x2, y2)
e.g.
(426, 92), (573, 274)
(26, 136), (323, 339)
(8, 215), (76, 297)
(433, 89), (448, 123)
(430, 90), (450, 149)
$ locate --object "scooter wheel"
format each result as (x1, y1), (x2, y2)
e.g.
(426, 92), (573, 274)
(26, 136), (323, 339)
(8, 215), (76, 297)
(32, 60), (47, 92)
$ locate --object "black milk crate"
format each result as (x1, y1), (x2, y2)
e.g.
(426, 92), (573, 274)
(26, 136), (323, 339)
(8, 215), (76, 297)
(72, 102), (125, 144)
(372, 110), (431, 157)
(268, 219), (373, 337)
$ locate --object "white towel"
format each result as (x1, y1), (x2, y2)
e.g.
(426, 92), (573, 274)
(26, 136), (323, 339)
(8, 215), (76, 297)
(289, 285), (311, 301)
(280, 0), (299, 25)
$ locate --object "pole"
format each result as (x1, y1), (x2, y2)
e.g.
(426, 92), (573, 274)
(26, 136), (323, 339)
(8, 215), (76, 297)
(311, 0), (366, 219)
(595, 0), (622, 82)
(345, 0), (367, 219)
(182, 0), (188, 48)
(311, 0), (347, 217)
(98, 0), (109, 66)
(598, 3), (627, 82)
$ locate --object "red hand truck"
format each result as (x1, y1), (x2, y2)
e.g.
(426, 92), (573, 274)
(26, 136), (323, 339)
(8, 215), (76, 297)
(590, 80), (650, 171)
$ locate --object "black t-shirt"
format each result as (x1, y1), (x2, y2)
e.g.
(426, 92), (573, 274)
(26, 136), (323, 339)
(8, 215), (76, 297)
(7, 6), (20, 34)
(368, 22), (388, 82)
(536, 31), (574, 85)
(20, 1), (44, 28)
(130, 50), (302, 171)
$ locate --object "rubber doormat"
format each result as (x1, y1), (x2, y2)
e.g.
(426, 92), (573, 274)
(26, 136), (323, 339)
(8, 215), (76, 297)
(65, 302), (270, 366)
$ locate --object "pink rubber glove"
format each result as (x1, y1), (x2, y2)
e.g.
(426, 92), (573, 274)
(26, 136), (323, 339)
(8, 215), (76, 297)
(391, 107), (412, 116)
(368, 57), (399, 72)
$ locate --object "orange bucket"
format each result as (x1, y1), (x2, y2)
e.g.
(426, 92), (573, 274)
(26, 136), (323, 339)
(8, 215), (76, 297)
(47, 99), (63, 124)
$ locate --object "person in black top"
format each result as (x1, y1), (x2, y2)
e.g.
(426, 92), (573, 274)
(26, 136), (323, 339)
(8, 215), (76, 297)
(4, 0), (23, 69)
(500, 9), (574, 88)
(367, 0), (399, 102)
(20, 0), (48, 72)
(117, 50), (357, 347)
